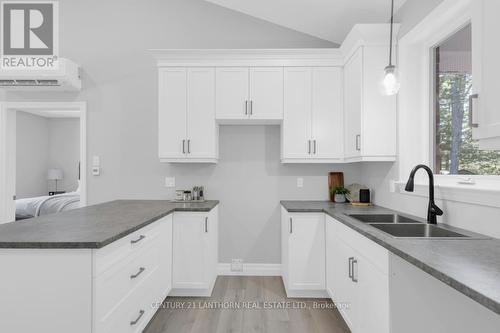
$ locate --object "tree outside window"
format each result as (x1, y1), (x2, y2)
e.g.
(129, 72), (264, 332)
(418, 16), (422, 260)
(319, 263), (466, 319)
(434, 24), (500, 175)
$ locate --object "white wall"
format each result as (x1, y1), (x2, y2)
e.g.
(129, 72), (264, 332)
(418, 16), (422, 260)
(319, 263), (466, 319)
(5, 0), (339, 264)
(16, 113), (80, 198)
(394, 0), (445, 37)
(16, 112), (49, 199)
(170, 126), (361, 263)
(48, 119), (80, 193)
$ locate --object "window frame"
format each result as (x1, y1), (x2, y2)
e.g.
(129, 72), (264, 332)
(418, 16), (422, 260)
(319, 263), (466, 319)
(430, 24), (480, 177)
(397, 0), (500, 208)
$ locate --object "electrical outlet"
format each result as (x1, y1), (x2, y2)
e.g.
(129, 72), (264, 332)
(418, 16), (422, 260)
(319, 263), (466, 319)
(231, 259), (243, 272)
(164, 177), (175, 188)
(297, 177), (304, 188)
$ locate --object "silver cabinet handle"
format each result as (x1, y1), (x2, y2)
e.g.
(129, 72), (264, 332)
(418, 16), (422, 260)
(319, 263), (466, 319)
(205, 217), (208, 233)
(250, 100), (253, 115)
(313, 140), (317, 154)
(352, 259), (358, 283)
(355, 135), (361, 151)
(131, 235), (145, 244)
(187, 139), (191, 154)
(130, 310), (145, 326)
(182, 139), (186, 154)
(308, 140), (311, 154)
(245, 100), (249, 115)
(130, 267), (145, 279)
(289, 217), (293, 233)
(469, 94), (479, 128)
(348, 257), (354, 279)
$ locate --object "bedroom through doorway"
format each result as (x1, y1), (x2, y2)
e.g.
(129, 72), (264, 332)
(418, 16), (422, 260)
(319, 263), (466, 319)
(0, 102), (87, 223)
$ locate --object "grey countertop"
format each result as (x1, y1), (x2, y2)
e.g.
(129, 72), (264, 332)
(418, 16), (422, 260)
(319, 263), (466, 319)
(0, 200), (219, 249)
(281, 200), (500, 316)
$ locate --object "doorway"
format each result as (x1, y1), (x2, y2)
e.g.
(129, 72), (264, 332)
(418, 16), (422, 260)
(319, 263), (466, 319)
(0, 102), (87, 223)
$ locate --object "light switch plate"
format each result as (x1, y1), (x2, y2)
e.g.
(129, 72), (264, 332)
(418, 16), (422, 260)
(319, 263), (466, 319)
(164, 177), (175, 188)
(297, 177), (304, 188)
(92, 155), (100, 166)
(92, 166), (100, 176)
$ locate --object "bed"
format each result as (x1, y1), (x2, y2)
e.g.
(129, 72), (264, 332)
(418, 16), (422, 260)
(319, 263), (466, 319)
(15, 192), (81, 220)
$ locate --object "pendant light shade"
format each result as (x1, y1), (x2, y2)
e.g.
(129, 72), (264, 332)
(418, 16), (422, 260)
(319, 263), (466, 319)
(382, 0), (400, 96)
(383, 65), (400, 96)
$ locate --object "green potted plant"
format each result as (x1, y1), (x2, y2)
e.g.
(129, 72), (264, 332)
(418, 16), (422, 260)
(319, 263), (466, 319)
(331, 186), (350, 203)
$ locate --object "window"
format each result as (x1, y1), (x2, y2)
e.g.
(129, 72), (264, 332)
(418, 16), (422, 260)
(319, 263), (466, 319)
(433, 24), (500, 175)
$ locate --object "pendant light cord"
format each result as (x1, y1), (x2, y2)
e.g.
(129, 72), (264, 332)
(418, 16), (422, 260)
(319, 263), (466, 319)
(389, 0), (394, 66)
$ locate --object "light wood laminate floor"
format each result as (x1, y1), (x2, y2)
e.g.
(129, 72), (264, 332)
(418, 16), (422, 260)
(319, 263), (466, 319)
(144, 276), (351, 333)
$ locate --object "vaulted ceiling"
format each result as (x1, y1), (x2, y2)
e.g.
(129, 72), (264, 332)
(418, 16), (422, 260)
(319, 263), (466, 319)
(203, 0), (407, 44)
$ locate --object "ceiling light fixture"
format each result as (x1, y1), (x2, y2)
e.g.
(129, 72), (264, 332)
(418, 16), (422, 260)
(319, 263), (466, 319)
(382, 0), (400, 96)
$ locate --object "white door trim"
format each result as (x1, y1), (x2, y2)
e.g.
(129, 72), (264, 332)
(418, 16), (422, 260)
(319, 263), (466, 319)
(0, 101), (87, 223)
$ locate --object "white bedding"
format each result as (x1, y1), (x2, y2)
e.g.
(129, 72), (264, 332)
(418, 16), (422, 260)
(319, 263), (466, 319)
(16, 192), (80, 219)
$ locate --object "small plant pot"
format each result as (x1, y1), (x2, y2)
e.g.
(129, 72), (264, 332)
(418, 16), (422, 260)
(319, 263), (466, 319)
(334, 194), (346, 203)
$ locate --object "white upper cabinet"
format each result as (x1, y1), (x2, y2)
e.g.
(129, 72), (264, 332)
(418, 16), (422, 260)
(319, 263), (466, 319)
(311, 67), (343, 160)
(344, 50), (363, 159)
(158, 67), (218, 163)
(283, 67), (312, 159)
(215, 67), (249, 120)
(282, 67), (343, 162)
(249, 67), (284, 120)
(158, 68), (187, 160)
(154, 41), (395, 163)
(186, 68), (218, 159)
(341, 25), (398, 162)
(472, 0), (500, 148)
(216, 67), (284, 122)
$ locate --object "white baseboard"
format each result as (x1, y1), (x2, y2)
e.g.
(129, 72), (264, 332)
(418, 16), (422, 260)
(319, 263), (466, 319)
(217, 263), (282, 276)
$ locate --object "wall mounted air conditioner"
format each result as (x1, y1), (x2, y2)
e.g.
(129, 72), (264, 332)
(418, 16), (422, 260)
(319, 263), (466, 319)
(0, 58), (81, 91)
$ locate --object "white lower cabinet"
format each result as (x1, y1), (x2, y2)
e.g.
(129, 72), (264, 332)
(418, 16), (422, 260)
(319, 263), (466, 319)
(93, 214), (173, 333)
(281, 207), (327, 297)
(171, 206), (218, 297)
(325, 215), (390, 333)
(390, 254), (500, 333)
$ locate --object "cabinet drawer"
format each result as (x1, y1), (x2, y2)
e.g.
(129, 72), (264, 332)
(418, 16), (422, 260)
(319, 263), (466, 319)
(95, 257), (164, 333)
(94, 235), (163, 322)
(329, 215), (389, 275)
(94, 216), (167, 277)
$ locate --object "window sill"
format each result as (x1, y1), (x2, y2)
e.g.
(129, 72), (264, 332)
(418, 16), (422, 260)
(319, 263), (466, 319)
(394, 178), (500, 209)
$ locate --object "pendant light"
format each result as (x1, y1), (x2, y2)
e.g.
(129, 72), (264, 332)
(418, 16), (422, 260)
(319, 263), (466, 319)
(382, 0), (400, 95)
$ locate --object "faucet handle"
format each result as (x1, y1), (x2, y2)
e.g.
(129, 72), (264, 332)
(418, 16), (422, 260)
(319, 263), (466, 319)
(432, 204), (443, 216)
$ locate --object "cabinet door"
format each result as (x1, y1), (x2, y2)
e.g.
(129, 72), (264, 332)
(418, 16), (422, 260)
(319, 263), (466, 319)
(311, 67), (343, 160)
(472, 1), (500, 141)
(362, 46), (397, 158)
(172, 212), (210, 290)
(249, 67), (284, 120)
(281, 207), (290, 286)
(158, 68), (187, 159)
(357, 256), (390, 333)
(282, 67), (312, 159)
(160, 214), (173, 297)
(328, 230), (357, 331)
(215, 67), (249, 120)
(186, 68), (217, 159)
(344, 49), (363, 158)
(287, 213), (325, 291)
(206, 206), (218, 285)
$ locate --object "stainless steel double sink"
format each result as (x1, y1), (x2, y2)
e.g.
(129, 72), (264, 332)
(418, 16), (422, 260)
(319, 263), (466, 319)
(347, 214), (470, 239)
